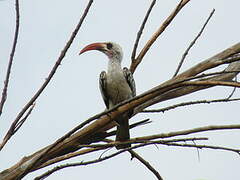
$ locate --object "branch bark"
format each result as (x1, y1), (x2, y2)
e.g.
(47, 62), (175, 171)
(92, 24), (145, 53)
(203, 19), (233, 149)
(0, 0), (20, 117)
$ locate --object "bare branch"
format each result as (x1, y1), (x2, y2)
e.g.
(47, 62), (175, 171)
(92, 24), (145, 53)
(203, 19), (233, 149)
(0, 0), (93, 152)
(173, 9), (215, 77)
(0, 103), (35, 149)
(135, 124), (240, 141)
(35, 137), (205, 180)
(36, 147), (106, 170)
(34, 148), (131, 180)
(227, 76), (237, 99)
(135, 43), (240, 112)
(103, 138), (163, 180)
(36, 136), (237, 180)
(76, 137), (208, 149)
(183, 80), (240, 88)
(130, 0), (191, 73)
(129, 150), (163, 180)
(0, 0), (20, 117)
(164, 142), (240, 155)
(142, 98), (240, 113)
(131, 0), (156, 62)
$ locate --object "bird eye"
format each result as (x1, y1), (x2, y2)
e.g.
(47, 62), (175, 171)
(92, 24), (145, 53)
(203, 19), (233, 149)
(106, 43), (113, 50)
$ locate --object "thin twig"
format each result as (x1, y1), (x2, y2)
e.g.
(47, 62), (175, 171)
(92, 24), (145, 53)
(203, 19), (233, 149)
(0, 0), (93, 152)
(183, 80), (240, 88)
(106, 118), (151, 137)
(0, 103), (35, 150)
(36, 147), (106, 170)
(131, 0), (156, 62)
(173, 9), (215, 77)
(227, 76), (237, 99)
(134, 124), (240, 141)
(129, 150), (163, 180)
(0, 0), (20, 117)
(164, 142), (240, 155)
(142, 98), (240, 113)
(102, 138), (163, 180)
(77, 137), (208, 149)
(14, 103), (36, 133)
(130, 0), (191, 73)
(34, 147), (132, 180)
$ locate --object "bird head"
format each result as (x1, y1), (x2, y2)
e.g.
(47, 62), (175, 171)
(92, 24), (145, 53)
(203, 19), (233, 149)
(79, 42), (123, 62)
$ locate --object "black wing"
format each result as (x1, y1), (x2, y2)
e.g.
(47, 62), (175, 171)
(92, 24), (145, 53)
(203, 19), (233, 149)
(99, 71), (109, 109)
(123, 67), (136, 97)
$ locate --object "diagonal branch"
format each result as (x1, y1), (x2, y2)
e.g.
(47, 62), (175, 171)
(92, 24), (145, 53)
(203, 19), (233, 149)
(131, 0), (156, 62)
(164, 142), (240, 155)
(0, 0), (93, 152)
(0, 0), (20, 117)
(173, 8), (215, 77)
(129, 150), (163, 180)
(130, 0), (191, 73)
(135, 44), (240, 112)
(142, 97), (240, 113)
(103, 138), (163, 180)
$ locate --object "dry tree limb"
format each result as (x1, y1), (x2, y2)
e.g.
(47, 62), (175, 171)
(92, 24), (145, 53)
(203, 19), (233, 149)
(227, 76), (237, 99)
(74, 137), (208, 149)
(34, 147), (134, 180)
(0, 0), (93, 152)
(130, 0), (191, 73)
(183, 80), (240, 88)
(14, 103), (35, 132)
(142, 98), (240, 113)
(129, 150), (163, 180)
(35, 137), (205, 180)
(173, 8), (215, 77)
(135, 43), (240, 112)
(131, 0), (156, 62)
(35, 136), (235, 180)
(163, 142), (240, 155)
(0, 103), (35, 161)
(103, 138), (163, 180)
(0, 0), (20, 117)
(134, 124), (240, 141)
(35, 119), (152, 170)
(36, 147), (106, 171)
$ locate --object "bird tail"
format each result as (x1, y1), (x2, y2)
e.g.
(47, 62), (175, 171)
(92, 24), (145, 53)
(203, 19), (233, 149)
(115, 115), (130, 149)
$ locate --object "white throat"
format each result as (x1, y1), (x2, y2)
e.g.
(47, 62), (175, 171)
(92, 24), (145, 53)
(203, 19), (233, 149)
(107, 58), (122, 75)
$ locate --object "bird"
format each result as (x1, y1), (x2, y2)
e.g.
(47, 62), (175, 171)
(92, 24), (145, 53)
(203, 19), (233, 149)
(79, 42), (136, 149)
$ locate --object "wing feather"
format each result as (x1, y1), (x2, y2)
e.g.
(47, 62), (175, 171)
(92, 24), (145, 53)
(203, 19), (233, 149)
(123, 67), (136, 97)
(99, 71), (109, 109)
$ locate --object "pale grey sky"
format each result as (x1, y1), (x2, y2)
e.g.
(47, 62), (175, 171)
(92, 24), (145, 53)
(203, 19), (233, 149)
(0, 0), (240, 179)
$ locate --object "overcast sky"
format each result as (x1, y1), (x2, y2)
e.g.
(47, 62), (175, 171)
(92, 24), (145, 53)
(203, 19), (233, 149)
(0, 0), (240, 179)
